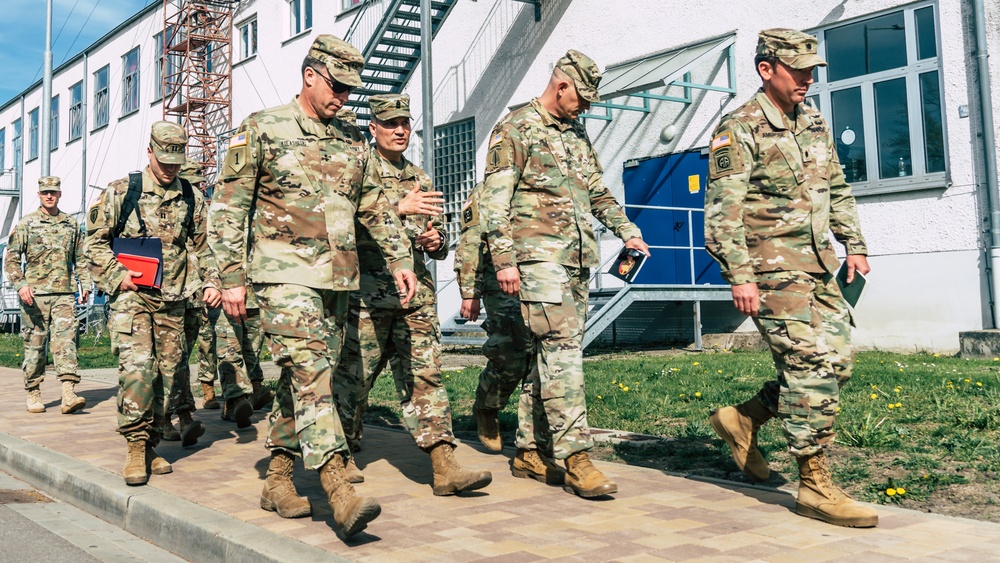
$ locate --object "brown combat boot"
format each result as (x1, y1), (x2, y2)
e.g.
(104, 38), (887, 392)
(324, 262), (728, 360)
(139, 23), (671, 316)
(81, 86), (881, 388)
(146, 443), (173, 475)
(318, 454), (381, 540)
(26, 387), (45, 413)
(796, 451), (878, 528)
(251, 380), (274, 411)
(473, 404), (502, 453)
(709, 396), (774, 482)
(345, 455), (364, 484)
(563, 451), (617, 498)
(60, 381), (86, 414)
(201, 382), (220, 410)
(123, 440), (148, 486)
(161, 416), (181, 441)
(511, 449), (566, 485)
(428, 443), (492, 496)
(260, 451), (312, 519)
(221, 394), (253, 429)
(177, 410), (205, 447)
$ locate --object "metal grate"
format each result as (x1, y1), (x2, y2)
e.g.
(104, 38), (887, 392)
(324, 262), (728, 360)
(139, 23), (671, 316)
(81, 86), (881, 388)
(432, 117), (475, 244)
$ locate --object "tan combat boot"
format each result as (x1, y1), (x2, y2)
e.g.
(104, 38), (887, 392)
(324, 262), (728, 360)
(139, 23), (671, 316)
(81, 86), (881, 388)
(161, 416), (181, 441)
(708, 396), (774, 482)
(428, 443), (492, 496)
(146, 443), (173, 475)
(177, 410), (205, 447)
(318, 454), (381, 539)
(221, 394), (253, 429)
(345, 455), (364, 484)
(123, 440), (148, 486)
(60, 381), (86, 414)
(511, 449), (566, 485)
(473, 404), (502, 453)
(260, 451), (312, 518)
(201, 382), (220, 410)
(796, 451), (878, 528)
(564, 451), (617, 497)
(26, 387), (45, 413)
(251, 380), (274, 411)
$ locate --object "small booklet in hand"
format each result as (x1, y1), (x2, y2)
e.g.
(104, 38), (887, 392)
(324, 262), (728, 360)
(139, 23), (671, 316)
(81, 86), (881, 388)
(608, 248), (648, 284)
(115, 253), (161, 288)
(836, 265), (867, 309)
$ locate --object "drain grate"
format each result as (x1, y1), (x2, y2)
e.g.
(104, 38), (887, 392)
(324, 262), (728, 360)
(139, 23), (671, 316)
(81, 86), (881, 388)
(0, 490), (51, 504)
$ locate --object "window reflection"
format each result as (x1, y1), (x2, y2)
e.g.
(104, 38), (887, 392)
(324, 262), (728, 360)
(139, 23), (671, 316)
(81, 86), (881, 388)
(831, 88), (867, 183)
(920, 71), (945, 173)
(874, 78), (912, 179)
(915, 6), (937, 60)
(826, 11), (906, 81)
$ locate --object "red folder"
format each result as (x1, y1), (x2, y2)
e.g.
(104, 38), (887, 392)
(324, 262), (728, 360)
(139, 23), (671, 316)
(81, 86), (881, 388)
(116, 253), (161, 288)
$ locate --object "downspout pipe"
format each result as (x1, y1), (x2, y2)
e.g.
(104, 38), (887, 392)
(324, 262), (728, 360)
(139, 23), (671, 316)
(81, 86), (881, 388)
(973, 0), (1000, 328)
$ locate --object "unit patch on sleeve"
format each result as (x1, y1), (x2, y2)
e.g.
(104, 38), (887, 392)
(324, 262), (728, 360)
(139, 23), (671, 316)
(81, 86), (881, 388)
(485, 131), (512, 174)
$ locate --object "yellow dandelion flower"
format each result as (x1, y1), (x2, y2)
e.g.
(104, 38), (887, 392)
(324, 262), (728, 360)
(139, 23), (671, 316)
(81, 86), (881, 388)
(899, 368), (904, 372)
(445, 374), (451, 379)
(597, 395), (603, 400)
(994, 358), (998, 362)
(623, 386), (629, 392)
(634, 381), (640, 385)
(612, 380), (617, 384)
(977, 382), (983, 387)
(717, 369), (723, 374)
(836, 407), (841, 413)
(933, 353), (940, 357)
(888, 404), (895, 409)
(895, 402), (901, 408)
(965, 378), (971, 383)
(923, 474), (930, 479)
(886, 488), (896, 496)
(679, 393), (685, 398)
(695, 392), (702, 398)
(897, 487), (906, 495)
(693, 362), (700, 366)
(870, 394), (878, 399)
(894, 388), (901, 394)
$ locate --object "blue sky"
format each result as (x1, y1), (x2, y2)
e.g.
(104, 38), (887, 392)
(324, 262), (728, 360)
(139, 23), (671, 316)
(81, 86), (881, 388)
(0, 0), (155, 103)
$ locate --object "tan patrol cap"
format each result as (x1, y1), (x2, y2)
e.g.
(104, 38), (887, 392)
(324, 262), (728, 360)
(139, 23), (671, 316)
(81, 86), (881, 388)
(150, 121), (188, 165)
(38, 176), (61, 192)
(369, 94), (411, 121)
(757, 29), (827, 69)
(556, 49), (602, 103)
(179, 161), (205, 185)
(308, 35), (364, 88)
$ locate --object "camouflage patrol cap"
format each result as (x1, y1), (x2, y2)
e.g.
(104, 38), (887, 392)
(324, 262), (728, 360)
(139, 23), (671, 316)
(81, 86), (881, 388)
(757, 29), (827, 69)
(150, 121), (188, 165)
(369, 94), (411, 121)
(308, 35), (364, 88)
(556, 49), (602, 103)
(179, 161), (205, 185)
(336, 108), (357, 126)
(38, 176), (61, 192)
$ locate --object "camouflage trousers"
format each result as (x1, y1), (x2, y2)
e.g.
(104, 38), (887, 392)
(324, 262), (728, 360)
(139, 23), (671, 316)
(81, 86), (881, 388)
(516, 262), (593, 460)
(216, 307), (264, 401)
(20, 293), (79, 389)
(256, 283), (349, 470)
(169, 303), (201, 416)
(197, 305), (220, 384)
(751, 270), (853, 458)
(108, 291), (186, 443)
(333, 303), (455, 451)
(475, 287), (533, 413)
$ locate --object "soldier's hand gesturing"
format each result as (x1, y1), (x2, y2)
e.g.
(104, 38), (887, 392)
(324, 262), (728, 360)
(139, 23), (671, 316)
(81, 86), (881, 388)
(222, 286), (248, 321)
(119, 271), (142, 292)
(397, 186), (444, 217)
(497, 267), (520, 296)
(731, 282), (760, 317)
(18, 286), (34, 306)
(416, 221), (441, 252)
(393, 269), (418, 306)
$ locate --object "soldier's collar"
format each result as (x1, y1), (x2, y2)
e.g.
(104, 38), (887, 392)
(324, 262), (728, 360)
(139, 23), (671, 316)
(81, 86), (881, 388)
(755, 89), (809, 133)
(530, 98), (574, 132)
(374, 149), (416, 180)
(290, 97), (336, 139)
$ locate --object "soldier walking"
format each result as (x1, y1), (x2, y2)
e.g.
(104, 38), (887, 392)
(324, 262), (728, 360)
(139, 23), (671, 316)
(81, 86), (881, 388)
(210, 36), (417, 541)
(332, 94), (492, 495)
(5, 176), (91, 414)
(704, 29), (877, 528)
(479, 50), (648, 498)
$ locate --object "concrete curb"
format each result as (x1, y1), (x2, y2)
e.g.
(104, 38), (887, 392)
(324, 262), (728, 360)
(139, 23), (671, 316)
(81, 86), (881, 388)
(0, 431), (350, 563)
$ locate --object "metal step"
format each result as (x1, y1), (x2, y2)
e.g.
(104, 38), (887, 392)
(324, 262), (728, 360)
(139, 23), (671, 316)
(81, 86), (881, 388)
(386, 23), (422, 36)
(379, 37), (421, 50)
(372, 49), (419, 62)
(361, 75), (405, 87)
(401, 0), (453, 12)
(365, 62), (414, 74)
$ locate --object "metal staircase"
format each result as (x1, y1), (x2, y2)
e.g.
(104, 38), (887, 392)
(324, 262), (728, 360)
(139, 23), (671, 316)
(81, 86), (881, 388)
(343, 0), (459, 126)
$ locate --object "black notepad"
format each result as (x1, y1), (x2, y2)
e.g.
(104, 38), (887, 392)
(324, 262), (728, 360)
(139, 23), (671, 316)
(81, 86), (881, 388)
(608, 248), (648, 284)
(836, 266), (867, 309)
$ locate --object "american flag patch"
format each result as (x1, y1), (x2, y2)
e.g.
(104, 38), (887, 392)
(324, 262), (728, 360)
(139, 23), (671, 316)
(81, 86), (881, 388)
(489, 132), (503, 147)
(229, 132), (248, 148)
(711, 133), (731, 152)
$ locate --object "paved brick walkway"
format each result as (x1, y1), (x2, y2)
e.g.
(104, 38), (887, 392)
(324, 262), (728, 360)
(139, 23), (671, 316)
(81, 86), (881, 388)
(2, 366), (1000, 561)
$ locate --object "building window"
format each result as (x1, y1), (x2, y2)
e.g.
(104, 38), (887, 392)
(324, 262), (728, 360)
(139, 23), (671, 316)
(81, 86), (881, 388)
(810, 3), (944, 195)
(122, 47), (141, 115)
(0, 128), (5, 171)
(12, 119), (21, 169)
(288, 0), (312, 36)
(432, 118), (476, 243)
(28, 108), (39, 161)
(342, 0), (363, 11)
(50, 95), (59, 150)
(154, 32), (165, 100)
(93, 65), (109, 129)
(69, 81), (83, 141)
(238, 17), (258, 60)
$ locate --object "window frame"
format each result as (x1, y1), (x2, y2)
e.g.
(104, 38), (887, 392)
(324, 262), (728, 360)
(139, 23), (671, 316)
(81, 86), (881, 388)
(429, 117), (477, 244)
(93, 64), (110, 131)
(69, 81), (83, 142)
(808, 1), (947, 196)
(50, 95), (59, 151)
(122, 47), (141, 116)
(238, 16), (258, 61)
(0, 128), (6, 171)
(27, 107), (39, 162)
(288, 0), (313, 38)
(341, 0), (364, 13)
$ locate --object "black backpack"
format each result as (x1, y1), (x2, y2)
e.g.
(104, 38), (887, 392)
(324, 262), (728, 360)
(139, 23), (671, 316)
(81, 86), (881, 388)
(112, 172), (195, 239)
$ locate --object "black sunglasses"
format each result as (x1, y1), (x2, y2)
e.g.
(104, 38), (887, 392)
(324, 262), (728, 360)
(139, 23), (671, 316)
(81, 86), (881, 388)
(313, 68), (353, 94)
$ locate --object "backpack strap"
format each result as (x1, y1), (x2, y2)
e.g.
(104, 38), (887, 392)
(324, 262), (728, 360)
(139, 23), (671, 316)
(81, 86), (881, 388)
(178, 177), (195, 236)
(113, 172), (146, 238)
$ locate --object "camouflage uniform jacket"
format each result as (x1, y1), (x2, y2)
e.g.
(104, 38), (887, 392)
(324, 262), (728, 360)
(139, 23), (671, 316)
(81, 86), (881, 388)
(704, 90), (868, 286)
(454, 184), (488, 299)
(85, 167), (220, 301)
(353, 148), (446, 309)
(479, 98), (642, 272)
(210, 98), (413, 291)
(5, 208), (91, 294)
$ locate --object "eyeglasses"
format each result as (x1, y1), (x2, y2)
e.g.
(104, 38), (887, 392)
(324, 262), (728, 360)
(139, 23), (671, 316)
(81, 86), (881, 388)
(313, 69), (353, 95)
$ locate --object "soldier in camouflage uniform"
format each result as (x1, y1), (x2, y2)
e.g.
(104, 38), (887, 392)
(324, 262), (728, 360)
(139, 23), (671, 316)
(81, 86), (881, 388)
(479, 50), (648, 498)
(85, 122), (221, 486)
(331, 94), (492, 494)
(196, 303), (221, 409)
(209, 36), (418, 540)
(704, 29), (876, 528)
(5, 176), (91, 415)
(215, 280), (273, 425)
(454, 183), (546, 464)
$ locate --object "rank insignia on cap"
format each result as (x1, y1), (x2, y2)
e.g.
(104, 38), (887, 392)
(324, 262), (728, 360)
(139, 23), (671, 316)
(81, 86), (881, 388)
(711, 133), (731, 152)
(229, 132), (248, 148)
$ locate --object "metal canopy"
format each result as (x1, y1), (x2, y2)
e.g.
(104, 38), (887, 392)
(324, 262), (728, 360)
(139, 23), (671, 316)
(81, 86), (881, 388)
(598, 33), (737, 100)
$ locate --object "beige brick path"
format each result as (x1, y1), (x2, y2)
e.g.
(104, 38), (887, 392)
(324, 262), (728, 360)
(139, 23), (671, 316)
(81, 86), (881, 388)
(3, 366), (1000, 561)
